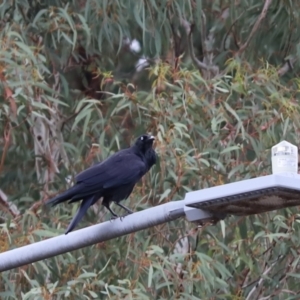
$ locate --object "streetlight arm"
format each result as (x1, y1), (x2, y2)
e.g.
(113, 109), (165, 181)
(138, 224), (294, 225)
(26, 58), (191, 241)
(0, 200), (186, 272)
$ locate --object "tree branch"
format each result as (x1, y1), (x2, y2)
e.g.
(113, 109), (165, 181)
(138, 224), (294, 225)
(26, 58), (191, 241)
(223, 11), (245, 51)
(200, 12), (207, 56)
(245, 254), (283, 300)
(238, 0), (273, 54)
(278, 57), (297, 76)
(0, 189), (20, 218)
(181, 19), (219, 78)
(0, 123), (11, 175)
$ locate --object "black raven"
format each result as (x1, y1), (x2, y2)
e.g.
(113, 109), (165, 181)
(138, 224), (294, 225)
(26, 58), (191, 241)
(47, 134), (156, 234)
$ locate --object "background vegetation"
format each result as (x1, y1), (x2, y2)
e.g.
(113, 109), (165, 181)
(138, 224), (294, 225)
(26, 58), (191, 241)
(1, 0), (300, 299)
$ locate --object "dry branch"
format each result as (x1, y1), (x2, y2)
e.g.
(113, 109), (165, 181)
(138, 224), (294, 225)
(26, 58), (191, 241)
(278, 57), (297, 76)
(0, 189), (20, 218)
(245, 254), (283, 300)
(238, 0), (273, 54)
(181, 19), (219, 78)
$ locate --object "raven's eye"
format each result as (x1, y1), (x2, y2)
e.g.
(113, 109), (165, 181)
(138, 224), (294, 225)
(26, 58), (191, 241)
(140, 136), (144, 141)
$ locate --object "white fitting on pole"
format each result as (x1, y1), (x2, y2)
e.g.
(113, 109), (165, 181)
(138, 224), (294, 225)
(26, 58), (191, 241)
(271, 140), (298, 174)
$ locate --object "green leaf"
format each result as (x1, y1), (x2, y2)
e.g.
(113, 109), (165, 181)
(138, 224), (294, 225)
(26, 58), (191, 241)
(158, 188), (171, 202)
(33, 230), (58, 238)
(147, 264), (153, 288)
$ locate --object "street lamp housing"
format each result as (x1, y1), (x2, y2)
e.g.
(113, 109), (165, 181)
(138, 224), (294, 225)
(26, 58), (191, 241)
(184, 173), (300, 222)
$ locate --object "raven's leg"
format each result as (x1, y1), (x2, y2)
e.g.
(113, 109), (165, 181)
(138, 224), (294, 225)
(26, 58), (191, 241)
(102, 202), (119, 218)
(116, 202), (134, 215)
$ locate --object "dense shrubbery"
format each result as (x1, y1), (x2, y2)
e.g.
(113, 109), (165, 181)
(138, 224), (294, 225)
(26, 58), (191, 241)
(1, 1), (300, 299)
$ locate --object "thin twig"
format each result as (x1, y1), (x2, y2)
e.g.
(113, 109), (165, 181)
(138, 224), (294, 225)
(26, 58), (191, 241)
(0, 189), (20, 218)
(181, 19), (218, 76)
(245, 255), (282, 300)
(223, 11), (245, 51)
(181, 19), (208, 71)
(0, 123), (11, 175)
(200, 12), (207, 55)
(238, 0), (273, 54)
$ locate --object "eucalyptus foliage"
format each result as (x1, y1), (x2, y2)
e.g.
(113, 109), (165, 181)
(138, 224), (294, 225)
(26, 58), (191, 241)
(1, 0), (300, 299)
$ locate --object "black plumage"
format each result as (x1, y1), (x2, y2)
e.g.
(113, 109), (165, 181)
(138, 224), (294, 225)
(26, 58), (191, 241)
(47, 134), (156, 234)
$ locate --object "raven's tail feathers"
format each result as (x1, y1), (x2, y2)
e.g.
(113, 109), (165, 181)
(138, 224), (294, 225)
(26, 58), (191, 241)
(65, 195), (96, 234)
(46, 185), (83, 206)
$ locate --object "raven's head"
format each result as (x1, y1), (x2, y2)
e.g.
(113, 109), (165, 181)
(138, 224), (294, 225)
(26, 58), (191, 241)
(134, 134), (155, 153)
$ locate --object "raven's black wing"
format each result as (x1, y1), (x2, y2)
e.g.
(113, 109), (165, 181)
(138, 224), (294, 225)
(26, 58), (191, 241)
(75, 149), (147, 189)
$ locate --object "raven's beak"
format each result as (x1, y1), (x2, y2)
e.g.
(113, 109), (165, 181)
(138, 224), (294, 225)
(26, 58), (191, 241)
(148, 135), (155, 140)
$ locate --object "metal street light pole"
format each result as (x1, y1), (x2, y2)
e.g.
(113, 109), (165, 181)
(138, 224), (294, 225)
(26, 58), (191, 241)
(0, 201), (195, 272)
(1, 140), (300, 272)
